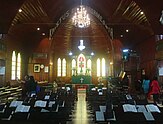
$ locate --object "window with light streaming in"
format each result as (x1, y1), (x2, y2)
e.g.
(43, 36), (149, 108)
(97, 58), (101, 77)
(11, 51), (21, 80)
(102, 58), (106, 77)
(62, 58), (66, 76)
(97, 58), (106, 77)
(11, 51), (16, 80)
(17, 53), (21, 79)
(77, 54), (86, 74)
(57, 58), (61, 76)
(87, 59), (91, 75)
(72, 59), (76, 75)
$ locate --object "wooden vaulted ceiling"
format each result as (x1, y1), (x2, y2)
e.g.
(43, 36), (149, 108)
(0, 0), (163, 55)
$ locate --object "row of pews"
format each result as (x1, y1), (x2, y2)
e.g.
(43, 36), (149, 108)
(86, 84), (163, 124)
(86, 86), (116, 123)
(0, 86), (22, 103)
(0, 86), (77, 124)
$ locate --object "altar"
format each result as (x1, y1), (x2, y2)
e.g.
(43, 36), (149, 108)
(71, 53), (92, 84)
(72, 75), (92, 84)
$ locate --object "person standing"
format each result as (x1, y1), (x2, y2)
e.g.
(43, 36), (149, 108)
(28, 76), (37, 94)
(149, 76), (160, 103)
(142, 75), (150, 96)
(17, 75), (30, 98)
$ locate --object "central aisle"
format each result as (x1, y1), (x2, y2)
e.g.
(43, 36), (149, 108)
(69, 88), (94, 124)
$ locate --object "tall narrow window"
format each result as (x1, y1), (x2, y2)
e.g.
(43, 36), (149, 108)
(57, 58), (61, 76)
(72, 59), (76, 75)
(11, 51), (22, 80)
(77, 54), (86, 75)
(11, 51), (16, 80)
(87, 59), (91, 75)
(62, 58), (66, 76)
(97, 58), (100, 77)
(17, 53), (21, 79)
(102, 58), (106, 77)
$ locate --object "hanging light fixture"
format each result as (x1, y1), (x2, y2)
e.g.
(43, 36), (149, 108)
(78, 40), (85, 51)
(72, 0), (90, 28)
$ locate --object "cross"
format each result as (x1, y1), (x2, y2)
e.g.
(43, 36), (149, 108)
(80, 77), (84, 83)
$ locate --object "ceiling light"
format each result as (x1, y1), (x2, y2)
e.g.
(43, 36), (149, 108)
(120, 35), (123, 37)
(72, 5), (90, 28)
(126, 29), (129, 32)
(42, 33), (45, 36)
(78, 40), (85, 51)
(91, 52), (94, 56)
(37, 28), (40, 31)
(140, 11), (144, 15)
(69, 51), (73, 56)
(19, 9), (22, 13)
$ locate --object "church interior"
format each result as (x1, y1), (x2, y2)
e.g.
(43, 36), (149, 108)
(0, 0), (163, 123)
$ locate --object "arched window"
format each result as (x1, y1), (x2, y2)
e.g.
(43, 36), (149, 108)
(57, 58), (61, 76)
(11, 51), (21, 80)
(17, 53), (21, 79)
(97, 58), (100, 77)
(72, 59), (76, 68)
(102, 58), (106, 77)
(72, 59), (76, 75)
(62, 58), (66, 76)
(57, 58), (67, 77)
(96, 58), (106, 77)
(11, 51), (16, 80)
(87, 59), (91, 75)
(77, 54), (86, 75)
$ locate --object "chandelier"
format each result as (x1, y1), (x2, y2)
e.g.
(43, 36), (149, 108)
(72, 5), (90, 28)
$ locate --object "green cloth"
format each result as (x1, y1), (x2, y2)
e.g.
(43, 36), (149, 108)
(72, 75), (92, 84)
